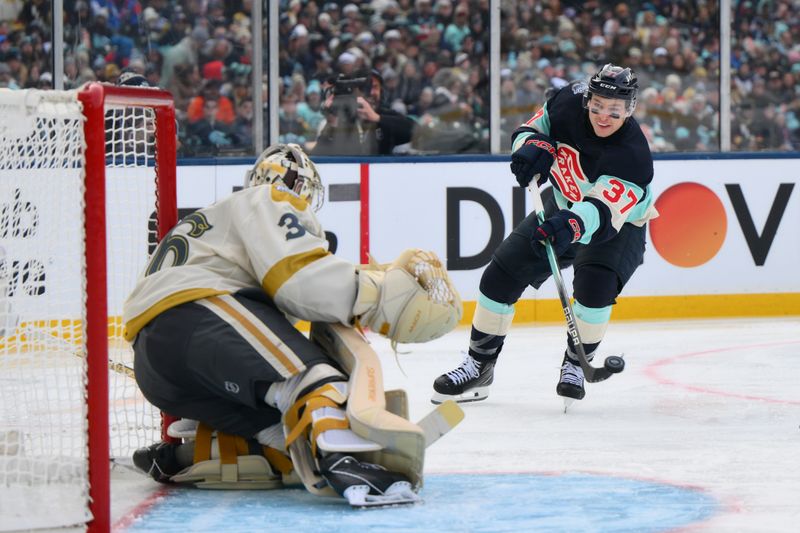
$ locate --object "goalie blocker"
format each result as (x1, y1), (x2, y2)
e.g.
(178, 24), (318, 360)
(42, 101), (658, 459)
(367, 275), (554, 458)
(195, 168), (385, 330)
(131, 248), (464, 506)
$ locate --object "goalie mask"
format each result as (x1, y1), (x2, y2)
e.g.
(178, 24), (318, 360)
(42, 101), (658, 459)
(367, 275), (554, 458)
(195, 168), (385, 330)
(245, 143), (324, 211)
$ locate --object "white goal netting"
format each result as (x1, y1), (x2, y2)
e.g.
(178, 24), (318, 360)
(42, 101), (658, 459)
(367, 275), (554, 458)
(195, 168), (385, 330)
(0, 87), (167, 531)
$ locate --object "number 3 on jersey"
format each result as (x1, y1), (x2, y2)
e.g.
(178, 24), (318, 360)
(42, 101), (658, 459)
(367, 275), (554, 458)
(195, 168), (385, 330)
(279, 213), (306, 240)
(602, 179), (638, 214)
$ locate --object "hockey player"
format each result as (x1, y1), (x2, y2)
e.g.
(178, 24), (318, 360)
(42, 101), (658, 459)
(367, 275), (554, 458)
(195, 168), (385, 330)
(125, 143), (462, 506)
(431, 64), (656, 407)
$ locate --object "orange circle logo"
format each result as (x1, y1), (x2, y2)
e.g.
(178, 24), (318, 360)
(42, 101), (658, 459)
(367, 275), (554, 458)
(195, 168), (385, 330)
(650, 182), (727, 267)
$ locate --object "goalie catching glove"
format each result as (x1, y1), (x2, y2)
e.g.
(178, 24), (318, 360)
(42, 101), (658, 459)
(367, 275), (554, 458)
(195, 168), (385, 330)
(353, 249), (462, 344)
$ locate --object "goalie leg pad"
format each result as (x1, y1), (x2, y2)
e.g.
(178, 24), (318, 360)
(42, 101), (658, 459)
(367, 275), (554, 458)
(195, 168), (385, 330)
(310, 322), (465, 491)
(279, 323), (465, 499)
(312, 406), (383, 453)
(169, 422), (286, 489)
(281, 381), (353, 496)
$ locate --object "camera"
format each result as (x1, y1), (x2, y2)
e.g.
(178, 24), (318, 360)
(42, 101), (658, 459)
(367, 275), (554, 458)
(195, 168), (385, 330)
(328, 74), (370, 123)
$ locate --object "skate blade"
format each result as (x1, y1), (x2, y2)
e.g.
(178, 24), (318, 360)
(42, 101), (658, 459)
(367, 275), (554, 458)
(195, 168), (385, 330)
(344, 483), (422, 508)
(431, 386), (490, 405)
(562, 397), (575, 413)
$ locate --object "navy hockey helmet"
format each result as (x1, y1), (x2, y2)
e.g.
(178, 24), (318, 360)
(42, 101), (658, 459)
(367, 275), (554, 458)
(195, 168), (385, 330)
(583, 63), (639, 116)
(116, 70), (150, 87)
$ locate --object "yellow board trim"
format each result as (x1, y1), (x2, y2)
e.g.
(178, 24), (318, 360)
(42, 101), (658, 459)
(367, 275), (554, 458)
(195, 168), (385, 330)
(459, 293), (800, 324)
(6, 294), (798, 353)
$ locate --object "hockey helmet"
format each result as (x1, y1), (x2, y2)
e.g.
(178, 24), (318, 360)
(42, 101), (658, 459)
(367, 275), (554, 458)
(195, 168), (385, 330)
(244, 143), (324, 211)
(116, 70), (150, 87)
(584, 63), (639, 116)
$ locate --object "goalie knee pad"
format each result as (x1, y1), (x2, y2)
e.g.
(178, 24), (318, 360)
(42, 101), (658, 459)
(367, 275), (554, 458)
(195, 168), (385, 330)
(264, 363), (346, 414)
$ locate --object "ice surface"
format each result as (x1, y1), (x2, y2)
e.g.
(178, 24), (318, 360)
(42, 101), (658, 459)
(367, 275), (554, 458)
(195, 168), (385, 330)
(108, 318), (800, 533)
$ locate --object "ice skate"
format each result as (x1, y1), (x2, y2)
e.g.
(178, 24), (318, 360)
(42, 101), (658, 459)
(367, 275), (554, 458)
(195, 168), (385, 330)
(319, 453), (420, 508)
(557, 353), (586, 412)
(431, 353), (495, 404)
(132, 441), (186, 483)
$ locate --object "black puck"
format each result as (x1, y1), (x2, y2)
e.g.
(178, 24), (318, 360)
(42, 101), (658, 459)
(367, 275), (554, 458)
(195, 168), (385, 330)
(604, 356), (625, 373)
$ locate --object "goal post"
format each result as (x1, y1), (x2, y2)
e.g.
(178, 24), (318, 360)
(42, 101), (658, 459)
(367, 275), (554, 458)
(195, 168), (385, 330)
(0, 83), (178, 532)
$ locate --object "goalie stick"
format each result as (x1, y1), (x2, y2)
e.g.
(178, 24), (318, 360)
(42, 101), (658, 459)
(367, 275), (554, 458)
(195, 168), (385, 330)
(528, 180), (625, 384)
(12, 325), (136, 379)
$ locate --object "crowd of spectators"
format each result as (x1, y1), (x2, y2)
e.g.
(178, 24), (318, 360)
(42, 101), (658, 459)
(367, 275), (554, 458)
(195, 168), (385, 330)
(499, 0), (800, 152)
(0, 0), (798, 155)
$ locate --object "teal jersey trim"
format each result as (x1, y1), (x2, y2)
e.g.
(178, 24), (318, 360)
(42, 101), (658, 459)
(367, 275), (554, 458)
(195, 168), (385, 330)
(512, 103), (551, 152)
(554, 173), (654, 244)
(478, 293), (515, 315)
(569, 201), (601, 244)
(574, 301), (612, 324)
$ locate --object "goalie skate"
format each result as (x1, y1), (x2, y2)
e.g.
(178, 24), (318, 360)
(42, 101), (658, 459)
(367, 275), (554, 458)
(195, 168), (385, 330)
(132, 442), (184, 483)
(319, 453), (421, 508)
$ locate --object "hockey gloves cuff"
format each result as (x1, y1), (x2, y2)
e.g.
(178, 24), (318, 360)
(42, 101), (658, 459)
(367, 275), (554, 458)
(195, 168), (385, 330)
(533, 209), (585, 256)
(510, 132), (556, 188)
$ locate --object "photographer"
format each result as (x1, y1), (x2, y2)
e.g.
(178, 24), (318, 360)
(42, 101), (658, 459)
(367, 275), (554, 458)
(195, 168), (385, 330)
(312, 69), (415, 156)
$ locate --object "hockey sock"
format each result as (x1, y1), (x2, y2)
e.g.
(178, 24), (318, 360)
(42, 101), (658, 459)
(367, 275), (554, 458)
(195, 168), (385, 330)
(469, 293), (514, 360)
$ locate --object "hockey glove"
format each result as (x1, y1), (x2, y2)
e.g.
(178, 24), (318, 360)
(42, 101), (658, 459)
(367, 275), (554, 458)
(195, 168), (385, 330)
(510, 132), (557, 187)
(533, 209), (585, 256)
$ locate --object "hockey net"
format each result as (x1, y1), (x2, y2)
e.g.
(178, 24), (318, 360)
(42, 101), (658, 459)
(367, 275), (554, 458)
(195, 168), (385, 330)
(0, 84), (177, 532)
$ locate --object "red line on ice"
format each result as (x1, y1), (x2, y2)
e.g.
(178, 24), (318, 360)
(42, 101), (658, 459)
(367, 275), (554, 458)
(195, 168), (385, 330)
(643, 340), (800, 405)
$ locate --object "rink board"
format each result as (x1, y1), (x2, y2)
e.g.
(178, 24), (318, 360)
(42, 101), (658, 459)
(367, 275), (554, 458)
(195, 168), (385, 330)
(174, 157), (800, 320)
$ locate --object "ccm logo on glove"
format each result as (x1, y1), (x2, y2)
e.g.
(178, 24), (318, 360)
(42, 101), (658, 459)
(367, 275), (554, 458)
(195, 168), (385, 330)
(566, 217), (582, 241)
(533, 210), (585, 255)
(509, 132), (557, 188)
(524, 138), (556, 157)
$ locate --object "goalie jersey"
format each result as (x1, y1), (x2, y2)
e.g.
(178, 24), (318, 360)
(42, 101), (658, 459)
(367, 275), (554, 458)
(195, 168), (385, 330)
(123, 184), (357, 341)
(512, 81), (657, 244)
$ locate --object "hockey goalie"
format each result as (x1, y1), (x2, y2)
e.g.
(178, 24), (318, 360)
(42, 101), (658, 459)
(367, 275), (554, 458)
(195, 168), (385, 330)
(123, 144), (464, 507)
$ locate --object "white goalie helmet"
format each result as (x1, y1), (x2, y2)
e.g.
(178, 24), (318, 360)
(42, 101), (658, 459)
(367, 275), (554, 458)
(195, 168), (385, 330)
(244, 143), (324, 211)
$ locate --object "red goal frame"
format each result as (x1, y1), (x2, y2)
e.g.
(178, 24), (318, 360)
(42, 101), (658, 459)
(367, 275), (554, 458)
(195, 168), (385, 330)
(78, 82), (178, 532)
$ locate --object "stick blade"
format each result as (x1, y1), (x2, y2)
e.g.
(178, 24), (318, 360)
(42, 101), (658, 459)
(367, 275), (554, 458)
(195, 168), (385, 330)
(417, 400), (465, 448)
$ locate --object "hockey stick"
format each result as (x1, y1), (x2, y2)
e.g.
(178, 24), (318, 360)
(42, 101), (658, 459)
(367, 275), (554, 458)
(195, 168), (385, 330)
(528, 181), (624, 383)
(15, 325), (136, 379)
